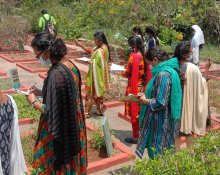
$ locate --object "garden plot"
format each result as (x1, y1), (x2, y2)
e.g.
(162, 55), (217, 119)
(16, 61), (50, 73)
(21, 122), (134, 174)
(0, 52), (36, 63)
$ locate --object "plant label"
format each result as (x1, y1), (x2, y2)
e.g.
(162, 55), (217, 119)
(9, 68), (21, 89)
(102, 116), (113, 157)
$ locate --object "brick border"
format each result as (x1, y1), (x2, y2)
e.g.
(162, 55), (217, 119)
(206, 70), (220, 81)
(0, 50), (30, 54)
(86, 122), (135, 174)
(39, 72), (86, 85)
(0, 53), (37, 63)
(19, 118), (35, 125)
(118, 112), (130, 123)
(81, 93), (124, 109)
(2, 83), (28, 94)
(22, 122), (134, 174)
(39, 72), (47, 79)
(16, 61), (49, 73)
(0, 70), (6, 77)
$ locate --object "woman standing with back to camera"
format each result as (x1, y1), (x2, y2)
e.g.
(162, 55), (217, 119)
(26, 31), (87, 174)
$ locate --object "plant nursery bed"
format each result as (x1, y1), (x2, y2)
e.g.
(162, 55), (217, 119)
(0, 52), (36, 63)
(12, 94), (41, 120)
(19, 118), (35, 125)
(86, 122), (135, 174)
(0, 50), (30, 54)
(81, 88), (125, 109)
(39, 71), (86, 85)
(207, 70), (220, 81)
(21, 122), (134, 174)
(0, 70), (6, 77)
(66, 51), (91, 59)
(16, 61), (50, 73)
(0, 77), (28, 94)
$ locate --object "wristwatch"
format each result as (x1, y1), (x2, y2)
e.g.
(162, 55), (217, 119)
(31, 100), (37, 108)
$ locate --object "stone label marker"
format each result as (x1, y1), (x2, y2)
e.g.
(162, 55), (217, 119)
(9, 68), (21, 89)
(102, 116), (113, 157)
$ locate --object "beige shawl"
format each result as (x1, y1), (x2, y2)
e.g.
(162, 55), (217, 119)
(180, 63), (208, 135)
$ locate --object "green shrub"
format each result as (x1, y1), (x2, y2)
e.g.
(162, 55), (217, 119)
(11, 94), (40, 119)
(90, 128), (105, 150)
(126, 131), (220, 175)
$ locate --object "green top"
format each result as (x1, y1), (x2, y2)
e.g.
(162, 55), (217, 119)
(39, 14), (56, 30)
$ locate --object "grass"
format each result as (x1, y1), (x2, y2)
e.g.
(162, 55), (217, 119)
(200, 45), (220, 62)
(208, 79), (220, 113)
(21, 125), (38, 165)
(11, 94), (40, 119)
(161, 44), (220, 62)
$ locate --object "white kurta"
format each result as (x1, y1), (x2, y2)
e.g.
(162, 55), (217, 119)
(180, 63), (208, 135)
(191, 25), (205, 64)
(0, 95), (27, 175)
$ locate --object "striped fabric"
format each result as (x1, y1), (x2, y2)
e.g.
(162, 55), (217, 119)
(136, 71), (176, 159)
(33, 61), (87, 174)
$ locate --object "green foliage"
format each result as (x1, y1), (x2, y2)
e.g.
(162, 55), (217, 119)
(200, 45), (220, 61)
(11, 94), (40, 119)
(128, 131), (220, 175)
(90, 128), (105, 150)
(21, 125), (37, 165)
(17, 0), (219, 45)
(21, 135), (34, 165)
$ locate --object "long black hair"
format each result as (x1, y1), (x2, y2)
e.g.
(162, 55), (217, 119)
(128, 36), (145, 57)
(31, 31), (67, 61)
(133, 26), (144, 42)
(145, 26), (159, 46)
(94, 31), (111, 61)
(145, 47), (169, 62)
(174, 41), (191, 62)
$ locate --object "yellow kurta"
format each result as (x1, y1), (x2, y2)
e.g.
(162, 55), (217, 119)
(180, 63), (208, 135)
(86, 45), (109, 97)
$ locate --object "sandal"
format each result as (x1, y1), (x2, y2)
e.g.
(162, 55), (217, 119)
(124, 138), (138, 144)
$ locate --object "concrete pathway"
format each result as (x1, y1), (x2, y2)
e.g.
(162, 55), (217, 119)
(1, 44), (219, 175)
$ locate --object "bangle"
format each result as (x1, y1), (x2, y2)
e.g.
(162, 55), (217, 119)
(31, 100), (37, 108)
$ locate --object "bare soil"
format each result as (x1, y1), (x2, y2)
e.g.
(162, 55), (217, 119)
(4, 52), (35, 60)
(22, 128), (121, 164)
(24, 62), (51, 69)
(208, 79), (220, 113)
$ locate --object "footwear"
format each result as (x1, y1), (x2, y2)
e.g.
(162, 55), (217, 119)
(124, 138), (138, 144)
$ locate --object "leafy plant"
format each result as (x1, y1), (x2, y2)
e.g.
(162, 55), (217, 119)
(125, 131), (220, 175)
(90, 128), (105, 150)
(11, 94), (40, 119)
(21, 125), (38, 165)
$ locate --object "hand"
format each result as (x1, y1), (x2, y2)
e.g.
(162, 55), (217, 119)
(137, 93), (148, 104)
(26, 93), (36, 105)
(28, 86), (42, 96)
(74, 40), (81, 47)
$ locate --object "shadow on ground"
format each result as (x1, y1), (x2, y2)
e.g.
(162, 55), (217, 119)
(107, 166), (139, 175)
(113, 129), (134, 147)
